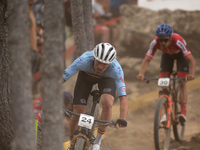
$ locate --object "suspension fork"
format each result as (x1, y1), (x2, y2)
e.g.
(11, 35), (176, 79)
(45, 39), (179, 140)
(160, 94), (171, 129)
(170, 78), (179, 124)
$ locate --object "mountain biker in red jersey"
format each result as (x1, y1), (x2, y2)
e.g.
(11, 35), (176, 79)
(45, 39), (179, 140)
(137, 24), (196, 125)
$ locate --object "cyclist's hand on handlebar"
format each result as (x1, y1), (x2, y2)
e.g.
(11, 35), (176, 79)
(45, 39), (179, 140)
(136, 74), (144, 81)
(116, 119), (127, 129)
(185, 75), (194, 81)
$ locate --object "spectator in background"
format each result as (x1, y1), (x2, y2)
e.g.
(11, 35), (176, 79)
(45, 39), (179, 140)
(92, 0), (111, 44)
(35, 91), (73, 127)
(29, 0), (41, 75)
(35, 91), (74, 150)
(63, 91), (74, 131)
(92, 0), (121, 46)
(110, 0), (126, 18)
(64, 0), (73, 28)
(33, 96), (42, 117)
(32, 0), (44, 26)
(32, 0), (44, 60)
(29, 0), (38, 52)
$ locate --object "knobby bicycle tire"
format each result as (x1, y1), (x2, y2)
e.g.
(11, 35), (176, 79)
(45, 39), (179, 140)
(75, 137), (86, 150)
(173, 85), (185, 141)
(154, 97), (171, 150)
(75, 103), (100, 150)
(91, 103), (99, 132)
(88, 103), (100, 150)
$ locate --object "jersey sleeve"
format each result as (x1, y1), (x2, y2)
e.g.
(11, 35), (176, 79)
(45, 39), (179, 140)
(112, 66), (126, 97)
(146, 39), (157, 58)
(62, 56), (85, 81)
(176, 38), (191, 57)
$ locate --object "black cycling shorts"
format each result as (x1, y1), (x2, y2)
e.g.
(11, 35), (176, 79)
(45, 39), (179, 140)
(73, 71), (116, 105)
(160, 52), (189, 77)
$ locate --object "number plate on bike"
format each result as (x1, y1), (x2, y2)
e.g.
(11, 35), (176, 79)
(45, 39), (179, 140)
(78, 114), (94, 129)
(158, 78), (170, 87)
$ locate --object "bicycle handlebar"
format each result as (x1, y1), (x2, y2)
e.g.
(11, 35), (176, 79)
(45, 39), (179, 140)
(63, 109), (117, 127)
(144, 77), (185, 83)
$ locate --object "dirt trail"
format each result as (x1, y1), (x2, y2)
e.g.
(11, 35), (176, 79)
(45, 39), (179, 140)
(101, 83), (200, 150)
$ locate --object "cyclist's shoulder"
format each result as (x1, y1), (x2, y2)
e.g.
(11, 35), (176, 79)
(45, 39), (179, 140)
(108, 60), (124, 76)
(74, 50), (94, 64)
(171, 33), (187, 46)
(110, 59), (122, 69)
(171, 33), (184, 41)
(149, 38), (158, 48)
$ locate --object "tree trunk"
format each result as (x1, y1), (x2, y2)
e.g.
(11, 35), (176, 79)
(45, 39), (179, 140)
(0, 1), (13, 150)
(71, 0), (96, 114)
(41, 0), (65, 150)
(82, 0), (94, 50)
(7, 0), (35, 150)
(70, 0), (87, 57)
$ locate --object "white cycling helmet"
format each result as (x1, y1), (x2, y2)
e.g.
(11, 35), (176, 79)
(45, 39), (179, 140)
(93, 43), (117, 64)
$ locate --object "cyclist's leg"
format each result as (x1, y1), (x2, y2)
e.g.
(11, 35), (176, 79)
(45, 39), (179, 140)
(93, 77), (116, 146)
(98, 77), (116, 130)
(159, 52), (174, 78)
(177, 52), (189, 118)
(98, 94), (115, 129)
(159, 53), (173, 122)
(69, 71), (95, 143)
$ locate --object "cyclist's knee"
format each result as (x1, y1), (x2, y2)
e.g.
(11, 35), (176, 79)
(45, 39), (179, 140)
(100, 94), (114, 110)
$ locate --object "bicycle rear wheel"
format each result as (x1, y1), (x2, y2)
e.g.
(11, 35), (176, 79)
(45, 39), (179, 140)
(154, 97), (171, 150)
(173, 85), (185, 141)
(75, 137), (86, 150)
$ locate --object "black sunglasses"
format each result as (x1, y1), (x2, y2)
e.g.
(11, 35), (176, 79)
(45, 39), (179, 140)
(158, 38), (170, 43)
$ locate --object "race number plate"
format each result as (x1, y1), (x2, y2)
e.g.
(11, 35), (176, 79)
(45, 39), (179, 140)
(158, 78), (170, 87)
(78, 114), (94, 129)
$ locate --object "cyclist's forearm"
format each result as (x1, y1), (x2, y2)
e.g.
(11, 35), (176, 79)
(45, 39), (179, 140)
(189, 59), (196, 77)
(139, 57), (151, 75)
(119, 96), (128, 120)
(185, 54), (196, 76)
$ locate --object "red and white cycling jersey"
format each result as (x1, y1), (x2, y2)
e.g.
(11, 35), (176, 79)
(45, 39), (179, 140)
(146, 33), (191, 58)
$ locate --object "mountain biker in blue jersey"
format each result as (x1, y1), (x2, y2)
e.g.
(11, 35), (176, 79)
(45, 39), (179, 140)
(63, 42), (128, 150)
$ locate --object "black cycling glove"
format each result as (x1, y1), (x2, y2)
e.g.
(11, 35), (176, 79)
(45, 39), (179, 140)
(116, 119), (127, 127)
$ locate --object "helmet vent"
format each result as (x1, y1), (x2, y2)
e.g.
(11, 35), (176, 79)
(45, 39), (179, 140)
(104, 47), (113, 60)
(100, 44), (105, 59)
(96, 47), (99, 57)
(109, 52), (116, 62)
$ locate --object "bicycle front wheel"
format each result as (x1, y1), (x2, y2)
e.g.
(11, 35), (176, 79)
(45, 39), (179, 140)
(154, 97), (171, 150)
(75, 137), (86, 150)
(173, 85), (185, 141)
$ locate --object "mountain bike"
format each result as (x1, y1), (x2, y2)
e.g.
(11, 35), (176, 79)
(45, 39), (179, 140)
(145, 71), (185, 150)
(63, 90), (117, 150)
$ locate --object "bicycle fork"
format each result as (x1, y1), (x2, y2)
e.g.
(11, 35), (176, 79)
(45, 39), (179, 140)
(160, 94), (172, 129)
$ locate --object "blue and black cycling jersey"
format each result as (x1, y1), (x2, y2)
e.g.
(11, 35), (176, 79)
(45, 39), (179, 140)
(62, 50), (126, 97)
